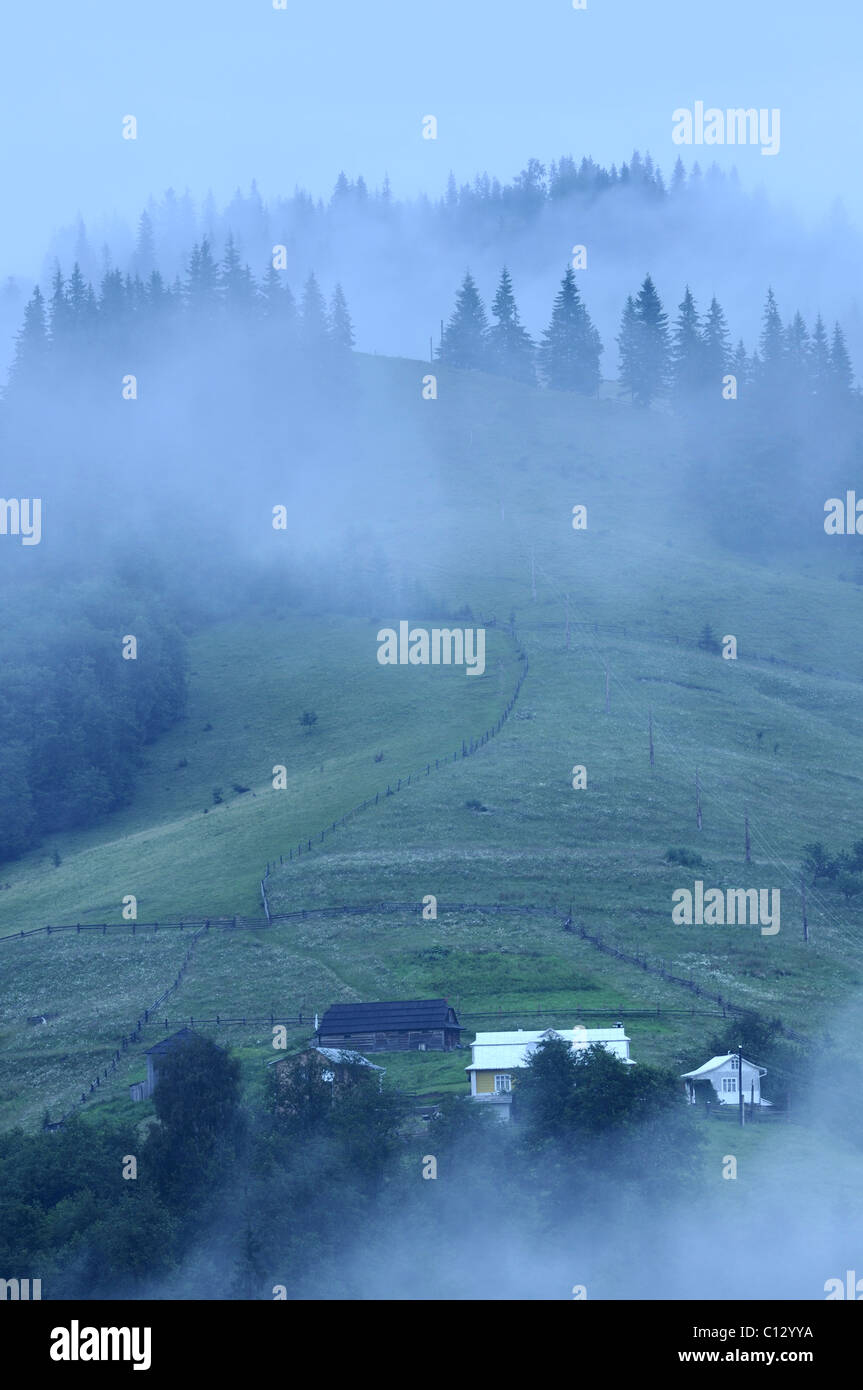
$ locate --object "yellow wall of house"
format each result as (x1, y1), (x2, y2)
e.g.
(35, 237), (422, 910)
(474, 1071), (514, 1094)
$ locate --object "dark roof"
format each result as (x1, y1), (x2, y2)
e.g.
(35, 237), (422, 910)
(145, 1027), (199, 1057)
(318, 999), (461, 1033)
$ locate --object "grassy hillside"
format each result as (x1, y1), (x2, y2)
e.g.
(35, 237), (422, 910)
(2, 353), (863, 1130)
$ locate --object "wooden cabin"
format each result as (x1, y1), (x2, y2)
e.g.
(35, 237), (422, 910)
(315, 999), (462, 1053)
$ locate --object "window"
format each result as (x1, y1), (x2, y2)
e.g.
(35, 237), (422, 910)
(494, 1074), (511, 1093)
(722, 1077), (737, 1093)
(731, 1055), (739, 1069)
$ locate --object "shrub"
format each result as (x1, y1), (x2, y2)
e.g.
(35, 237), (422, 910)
(665, 847), (704, 868)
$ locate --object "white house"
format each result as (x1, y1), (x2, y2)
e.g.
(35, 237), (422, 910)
(466, 1024), (635, 1118)
(680, 1054), (770, 1106)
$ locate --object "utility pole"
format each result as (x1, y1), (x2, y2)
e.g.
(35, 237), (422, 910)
(648, 709), (654, 767)
(696, 769), (703, 831)
(801, 874), (809, 942)
(738, 1043), (745, 1127)
(745, 812), (751, 864)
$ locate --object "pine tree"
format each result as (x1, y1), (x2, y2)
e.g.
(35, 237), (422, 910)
(617, 295), (639, 402)
(784, 311), (811, 395)
(538, 267), (601, 394)
(701, 296), (731, 390)
(488, 267), (535, 384)
(757, 287), (785, 396)
(299, 272), (330, 352)
(65, 263), (93, 352)
(438, 271), (490, 371)
(220, 234), (256, 318)
(331, 172), (351, 204)
(670, 157), (686, 195)
(829, 322), (854, 399)
(729, 340), (749, 392)
(618, 275), (670, 406)
(49, 266), (71, 351)
(99, 269), (127, 326)
(259, 264), (296, 328)
(185, 238), (220, 321)
(670, 286), (703, 403)
(133, 210), (156, 278)
(8, 286), (47, 391)
(810, 315), (832, 400)
(328, 283), (355, 351)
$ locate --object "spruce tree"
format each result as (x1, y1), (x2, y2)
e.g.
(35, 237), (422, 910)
(8, 286), (48, 392)
(185, 238), (220, 322)
(538, 267), (601, 394)
(488, 266), (535, 384)
(66, 263), (89, 332)
(97, 268), (131, 364)
(618, 275), (670, 406)
(299, 272), (330, 353)
(220, 234), (256, 318)
(729, 340), (749, 393)
(328, 284), (355, 351)
(133, 210), (156, 278)
(259, 264), (296, 327)
(49, 266), (71, 352)
(784, 311), (811, 396)
(701, 296), (731, 390)
(757, 287), (785, 396)
(810, 315), (832, 400)
(829, 323), (854, 400)
(617, 295), (639, 402)
(438, 271), (490, 371)
(670, 285), (703, 403)
(670, 157), (686, 195)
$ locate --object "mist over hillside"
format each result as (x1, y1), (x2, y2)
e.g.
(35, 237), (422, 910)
(2, 152), (863, 381)
(3, 0), (863, 1333)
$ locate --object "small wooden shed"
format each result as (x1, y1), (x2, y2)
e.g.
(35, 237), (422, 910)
(129, 1027), (209, 1102)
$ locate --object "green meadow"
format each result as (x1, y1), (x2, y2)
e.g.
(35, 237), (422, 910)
(2, 355), (863, 1134)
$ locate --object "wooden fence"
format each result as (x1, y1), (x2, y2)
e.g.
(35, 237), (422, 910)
(259, 621), (530, 914)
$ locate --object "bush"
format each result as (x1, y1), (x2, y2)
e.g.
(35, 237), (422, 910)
(697, 623), (721, 654)
(665, 847), (704, 868)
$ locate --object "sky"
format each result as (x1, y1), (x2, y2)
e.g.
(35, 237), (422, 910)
(0, 0), (860, 276)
